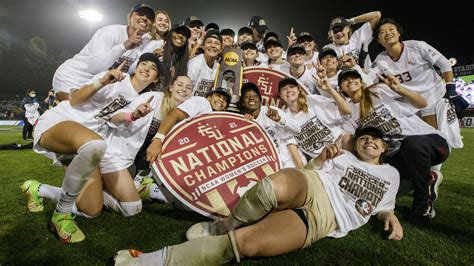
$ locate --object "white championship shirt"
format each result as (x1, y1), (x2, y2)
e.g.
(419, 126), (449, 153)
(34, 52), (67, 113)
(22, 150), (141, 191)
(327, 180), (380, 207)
(187, 54), (219, 98)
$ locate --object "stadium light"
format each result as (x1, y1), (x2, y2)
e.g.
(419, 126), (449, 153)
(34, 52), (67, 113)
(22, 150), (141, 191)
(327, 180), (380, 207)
(78, 10), (103, 23)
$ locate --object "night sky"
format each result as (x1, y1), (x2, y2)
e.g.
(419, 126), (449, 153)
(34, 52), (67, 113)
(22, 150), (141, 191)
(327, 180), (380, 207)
(0, 0), (473, 95)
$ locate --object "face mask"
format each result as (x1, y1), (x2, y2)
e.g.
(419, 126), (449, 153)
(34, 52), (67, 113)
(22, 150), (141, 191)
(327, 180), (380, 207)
(29, 93), (36, 97)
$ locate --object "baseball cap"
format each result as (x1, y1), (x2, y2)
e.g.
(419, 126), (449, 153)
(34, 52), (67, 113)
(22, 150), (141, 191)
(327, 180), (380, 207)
(248, 16), (269, 33)
(318, 47), (338, 60)
(130, 3), (155, 21)
(170, 24), (191, 39)
(240, 82), (262, 101)
(205, 23), (220, 31)
(138, 52), (163, 73)
(264, 36), (282, 49)
(220, 28), (236, 38)
(287, 44), (306, 56)
(240, 41), (257, 50)
(263, 32), (279, 43)
(297, 32), (314, 43)
(204, 29), (222, 43)
(337, 69), (362, 86)
(329, 16), (351, 31)
(184, 16), (204, 27)
(238, 26), (253, 36)
(278, 77), (298, 92)
(209, 87), (231, 103)
(354, 126), (384, 140)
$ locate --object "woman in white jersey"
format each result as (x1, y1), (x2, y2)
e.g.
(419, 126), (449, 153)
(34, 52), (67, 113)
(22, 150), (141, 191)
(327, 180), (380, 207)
(21, 53), (161, 243)
(114, 126), (402, 265)
(369, 18), (454, 129)
(278, 77), (351, 166)
(338, 68), (450, 225)
(284, 44), (318, 94)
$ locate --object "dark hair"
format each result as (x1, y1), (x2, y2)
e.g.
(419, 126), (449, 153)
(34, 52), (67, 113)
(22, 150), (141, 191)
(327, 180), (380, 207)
(26, 89), (35, 94)
(161, 32), (190, 90)
(373, 18), (404, 42)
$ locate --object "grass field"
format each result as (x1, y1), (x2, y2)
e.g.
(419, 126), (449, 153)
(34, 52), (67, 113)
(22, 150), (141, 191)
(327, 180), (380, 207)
(0, 125), (473, 265)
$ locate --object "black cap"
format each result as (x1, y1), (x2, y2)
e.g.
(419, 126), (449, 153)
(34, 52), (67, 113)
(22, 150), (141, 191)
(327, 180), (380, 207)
(287, 44), (306, 56)
(220, 28), (236, 38)
(130, 3), (155, 21)
(297, 32), (314, 43)
(318, 47), (338, 60)
(329, 16), (351, 31)
(240, 82), (262, 101)
(171, 24), (191, 39)
(337, 69), (362, 86)
(184, 16), (204, 27)
(240, 41), (257, 50)
(354, 126), (384, 140)
(238, 26), (253, 36)
(138, 52), (163, 74)
(204, 29), (222, 43)
(205, 23), (220, 31)
(264, 36), (282, 49)
(248, 16), (269, 33)
(278, 77), (298, 92)
(263, 32), (278, 43)
(209, 87), (231, 103)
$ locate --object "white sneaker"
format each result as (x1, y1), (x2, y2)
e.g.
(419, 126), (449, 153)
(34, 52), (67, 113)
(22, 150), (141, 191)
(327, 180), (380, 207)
(186, 220), (228, 240)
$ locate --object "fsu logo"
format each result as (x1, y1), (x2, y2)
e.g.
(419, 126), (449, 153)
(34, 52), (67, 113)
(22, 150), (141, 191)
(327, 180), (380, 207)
(243, 67), (309, 108)
(153, 112), (281, 219)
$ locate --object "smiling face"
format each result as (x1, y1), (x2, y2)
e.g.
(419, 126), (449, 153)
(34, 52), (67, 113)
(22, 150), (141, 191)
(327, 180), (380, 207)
(319, 54), (339, 72)
(238, 33), (253, 45)
(339, 75), (363, 98)
(376, 23), (401, 49)
(171, 31), (187, 48)
(354, 135), (386, 164)
(134, 61), (159, 85)
(154, 12), (170, 35)
(188, 24), (203, 39)
(203, 37), (222, 59)
(241, 89), (261, 113)
(331, 26), (351, 45)
(266, 44), (283, 60)
(298, 38), (316, 53)
(208, 93), (228, 111)
(279, 84), (300, 104)
(128, 12), (153, 34)
(243, 47), (257, 61)
(169, 76), (193, 104)
(288, 50), (306, 67)
(222, 35), (235, 48)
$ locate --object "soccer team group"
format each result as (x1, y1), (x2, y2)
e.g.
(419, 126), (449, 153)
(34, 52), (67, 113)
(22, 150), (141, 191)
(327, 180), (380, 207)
(19, 3), (465, 265)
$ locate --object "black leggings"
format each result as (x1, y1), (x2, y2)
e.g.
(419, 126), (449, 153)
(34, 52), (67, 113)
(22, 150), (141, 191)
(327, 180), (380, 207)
(22, 118), (33, 140)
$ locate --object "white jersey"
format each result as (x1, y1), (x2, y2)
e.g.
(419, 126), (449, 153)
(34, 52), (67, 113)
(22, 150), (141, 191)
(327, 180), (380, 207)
(369, 40), (447, 110)
(52, 25), (158, 94)
(324, 22), (373, 69)
(284, 95), (346, 157)
(281, 66), (318, 95)
(101, 91), (166, 173)
(187, 54), (219, 98)
(343, 84), (445, 140)
(317, 151), (399, 238)
(177, 96), (213, 117)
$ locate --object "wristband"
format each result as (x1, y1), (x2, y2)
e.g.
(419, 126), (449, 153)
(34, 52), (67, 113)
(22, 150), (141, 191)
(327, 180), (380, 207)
(93, 79), (103, 90)
(124, 112), (134, 123)
(154, 132), (166, 142)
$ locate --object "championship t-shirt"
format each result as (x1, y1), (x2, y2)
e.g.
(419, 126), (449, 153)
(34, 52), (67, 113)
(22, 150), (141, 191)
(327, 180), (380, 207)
(187, 54), (219, 98)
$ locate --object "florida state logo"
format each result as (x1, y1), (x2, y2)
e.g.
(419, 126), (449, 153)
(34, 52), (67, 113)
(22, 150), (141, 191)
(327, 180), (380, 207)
(153, 112), (281, 219)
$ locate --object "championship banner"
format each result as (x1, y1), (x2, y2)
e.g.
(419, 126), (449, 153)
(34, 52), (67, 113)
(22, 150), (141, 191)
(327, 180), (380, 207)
(152, 112), (281, 219)
(243, 67), (310, 108)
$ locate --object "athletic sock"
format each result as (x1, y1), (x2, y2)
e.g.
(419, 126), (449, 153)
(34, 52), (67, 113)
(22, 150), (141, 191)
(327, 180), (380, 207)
(149, 184), (168, 202)
(38, 184), (61, 203)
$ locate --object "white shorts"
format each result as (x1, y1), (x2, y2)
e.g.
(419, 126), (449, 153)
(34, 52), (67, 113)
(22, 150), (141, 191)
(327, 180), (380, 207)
(33, 108), (72, 156)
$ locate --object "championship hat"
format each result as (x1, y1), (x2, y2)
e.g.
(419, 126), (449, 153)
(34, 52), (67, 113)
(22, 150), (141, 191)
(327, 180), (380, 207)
(130, 3), (155, 21)
(248, 16), (269, 33)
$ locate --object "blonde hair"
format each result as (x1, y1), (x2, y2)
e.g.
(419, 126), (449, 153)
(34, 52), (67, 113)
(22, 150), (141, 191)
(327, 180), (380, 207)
(159, 76), (189, 119)
(281, 88), (308, 113)
(359, 84), (380, 120)
(152, 10), (171, 40)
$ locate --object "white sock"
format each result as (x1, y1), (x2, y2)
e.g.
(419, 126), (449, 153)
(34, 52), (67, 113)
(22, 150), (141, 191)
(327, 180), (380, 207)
(102, 191), (122, 213)
(431, 164), (442, 171)
(149, 184), (168, 202)
(139, 247), (167, 266)
(38, 184), (60, 203)
(133, 174), (144, 190)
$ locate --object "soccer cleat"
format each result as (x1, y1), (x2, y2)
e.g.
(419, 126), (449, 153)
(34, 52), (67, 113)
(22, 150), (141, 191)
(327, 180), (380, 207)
(50, 210), (85, 243)
(137, 177), (154, 201)
(114, 249), (142, 266)
(429, 170), (443, 202)
(20, 180), (44, 212)
(186, 220), (228, 240)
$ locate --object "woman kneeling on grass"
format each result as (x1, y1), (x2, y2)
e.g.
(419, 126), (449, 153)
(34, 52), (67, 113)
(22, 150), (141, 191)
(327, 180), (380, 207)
(114, 126), (403, 265)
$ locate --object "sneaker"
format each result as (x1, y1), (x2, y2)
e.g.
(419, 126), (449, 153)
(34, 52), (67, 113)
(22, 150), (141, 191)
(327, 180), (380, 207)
(137, 177), (154, 201)
(50, 210), (85, 243)
(429, 170), (443, 202)
(186, 220), (228, 240)
(20, 180), (44, 212)
(114, 249), (142, 266)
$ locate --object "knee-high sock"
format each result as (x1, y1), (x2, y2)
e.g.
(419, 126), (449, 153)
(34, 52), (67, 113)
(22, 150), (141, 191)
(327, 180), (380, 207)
(139, 232), (240, 265)
(102, 191), (142, 217)
(225, 176), (278, 230)
(56, 139), (106, 214)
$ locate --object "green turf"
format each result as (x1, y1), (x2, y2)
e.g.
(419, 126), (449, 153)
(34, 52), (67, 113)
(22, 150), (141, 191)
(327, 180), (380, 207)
(0, 126), (473, 264)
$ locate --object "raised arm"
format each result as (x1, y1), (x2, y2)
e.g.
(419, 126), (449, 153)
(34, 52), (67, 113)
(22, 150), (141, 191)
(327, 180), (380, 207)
(349, 11), (382, 29)
(378, 73), (427, 108)
(314, 75), (352, 115)
(376, 210), (403, 240)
